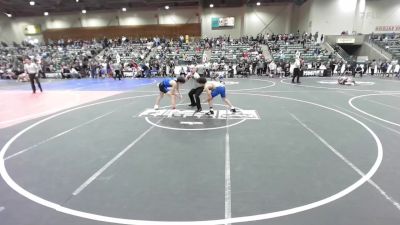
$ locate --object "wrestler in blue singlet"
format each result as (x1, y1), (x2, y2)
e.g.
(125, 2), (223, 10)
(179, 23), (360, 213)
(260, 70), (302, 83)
(210, 81), (226, 98)
(159, 78), (173, 93)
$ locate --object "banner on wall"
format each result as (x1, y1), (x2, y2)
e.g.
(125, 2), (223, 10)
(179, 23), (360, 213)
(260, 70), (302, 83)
(375, 25), (400, 32)
(24, 25), (42, 35)
(211, 17), (235, 29)
(337, 37), (355, 44)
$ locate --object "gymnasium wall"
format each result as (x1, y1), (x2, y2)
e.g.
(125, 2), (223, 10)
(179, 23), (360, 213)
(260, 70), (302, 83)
(2, 0), (400, 43)
(201, 7), (244, 38)
(291, 0), (313, 33)
(359, 0), (400, 34)
(1, 3), (294, 43)
(201, 4), (293, 38)
(0, 17), (23, 44)
(294, 0), (358, 35)
(0, 7), (200, 43)
(42, 24), (201, 40)
(294, 0), (400, 35)
(243, 4), (293, 36)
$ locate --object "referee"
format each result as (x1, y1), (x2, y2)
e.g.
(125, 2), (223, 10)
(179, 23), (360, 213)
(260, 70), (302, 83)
(292, 57), (301, 83)
(112, 61), (122, 80)
(186, 70), (203, 113)
(24, 58), (43, 93)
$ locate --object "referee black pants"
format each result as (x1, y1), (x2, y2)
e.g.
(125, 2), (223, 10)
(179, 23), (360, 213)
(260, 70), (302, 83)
(188, 87), (204, 110)
(114, 70), (122, 80)
(28, 73), (42, 93)
(292, 68), (300, 83)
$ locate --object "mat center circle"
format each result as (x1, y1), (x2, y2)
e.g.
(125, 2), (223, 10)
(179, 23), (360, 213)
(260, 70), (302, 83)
(142, 104), (260, 131)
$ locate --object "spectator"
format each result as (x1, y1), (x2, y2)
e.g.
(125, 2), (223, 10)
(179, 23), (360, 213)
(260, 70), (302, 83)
(370, 59), (377, 76)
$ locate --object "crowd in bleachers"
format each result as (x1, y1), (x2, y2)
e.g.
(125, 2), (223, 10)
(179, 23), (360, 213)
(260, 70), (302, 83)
(0, 39), (103, 80)
(197, 32), (334, 78)
(308, 57), (399, 78)
(206, 36), (264, 77)
(2, 32), (399, 81)
(370, 33), (400, 60)
(0, 36), (204, 80)
(210, 42), (262, 63)
(267, 31), (331, 62)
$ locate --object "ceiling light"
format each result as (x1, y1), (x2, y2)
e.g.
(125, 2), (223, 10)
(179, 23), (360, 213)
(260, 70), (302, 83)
(44, 12), (49, 16)
(122, 8), (127, 12)
(29, 1), (35, 6)
(6, 13), (12, 18)
(82, 9), (86, 14)
(210, 4), (214, 8)
(76, 0), (79, 2)
(256, 2), (261, 6)
(165, 5), (169, 10)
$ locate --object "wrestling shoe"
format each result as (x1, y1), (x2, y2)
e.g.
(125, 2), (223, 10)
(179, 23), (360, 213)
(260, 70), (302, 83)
(205, 109), (214, 116)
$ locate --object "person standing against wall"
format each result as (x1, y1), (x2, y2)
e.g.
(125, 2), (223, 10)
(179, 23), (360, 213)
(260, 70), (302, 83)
(377, 59), (382, 74)
(380, 60), (388, 77)
(329, 59), (336, 76)
(364, 60), (370, 75)
(257, 59), (264, 76)
(370, 59), (376, 76)
(24, 58), (43, 94)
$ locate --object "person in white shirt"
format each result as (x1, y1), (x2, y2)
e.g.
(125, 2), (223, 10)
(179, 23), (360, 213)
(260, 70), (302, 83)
(292, 58), (301, 83)
(24, 58), (43, 93)
(295, 50), (301, 59)
(268, 61), (277, 77)
(112, 61), (122, 80)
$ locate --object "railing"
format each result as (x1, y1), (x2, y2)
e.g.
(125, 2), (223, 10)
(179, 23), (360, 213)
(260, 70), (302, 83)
(325, 39), (351, 61)
(336, 45), (351, 61)
(323, 41), (343, 60)
(367, 36), (395, 60)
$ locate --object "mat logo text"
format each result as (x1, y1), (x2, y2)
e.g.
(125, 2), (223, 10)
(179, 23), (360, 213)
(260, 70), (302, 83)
(139, 109), (260, 120)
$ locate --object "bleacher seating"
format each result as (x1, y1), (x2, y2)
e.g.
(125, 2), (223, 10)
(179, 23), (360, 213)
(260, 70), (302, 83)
(210, 43), (260, 63)
(105, 43), (151, 64)
(267, 40), (330, 63)
(371, 35), (400, 60)
(161, 43), (204, 65)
